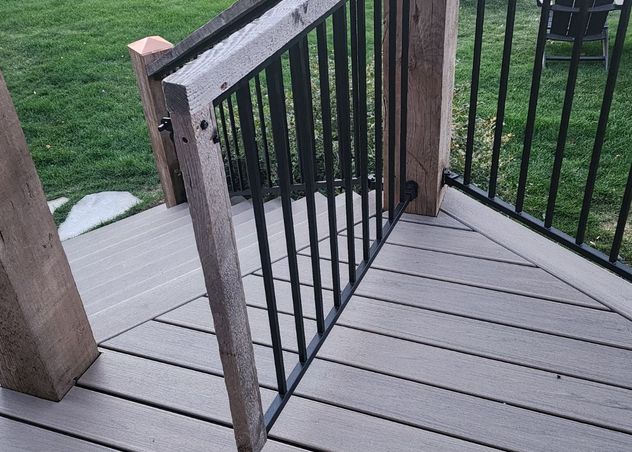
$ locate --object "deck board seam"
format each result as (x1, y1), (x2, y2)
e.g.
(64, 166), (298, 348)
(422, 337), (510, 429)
(439, 199), (613, 312)
(98, 325), (632, 438)
(309, 250), (612, 310)
(0, 411), (125, 451)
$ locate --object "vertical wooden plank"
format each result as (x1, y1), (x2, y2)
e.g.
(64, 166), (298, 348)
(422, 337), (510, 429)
(384, 0), (459, 216)
(129, 36), (186, 207)
(163, 83), (267, 452)
(0, 72), (98, 401)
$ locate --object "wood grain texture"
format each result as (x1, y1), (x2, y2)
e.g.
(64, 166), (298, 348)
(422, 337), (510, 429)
(442, 187), (632, 321)
(163, 0), (342, 114)
(167, 102), (266, 450)
(348, 219), (532, 265)
(81, 350), (485, 451)
(383, 0), (459, 215)
(396, 211), (471, 230)
(129, 36), (186, 207)
(0, 416), (112, 451)
(105, 317), (632, 444)
(0, 386), (260, 452)
(0, 71), (98, 401)
(240, 272), (628, 349)
(146, 0), (276, 77)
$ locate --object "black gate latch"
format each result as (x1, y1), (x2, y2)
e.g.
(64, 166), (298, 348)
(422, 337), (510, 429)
(158, 116), (173, 133)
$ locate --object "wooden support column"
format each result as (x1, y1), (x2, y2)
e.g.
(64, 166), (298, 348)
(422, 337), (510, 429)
(0, 72), (98, 401)
(163, 87), (266, 451)
(129, 36), (186, 207)
(384, 0), (459, 216)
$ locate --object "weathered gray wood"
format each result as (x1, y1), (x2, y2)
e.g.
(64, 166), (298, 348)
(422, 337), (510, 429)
(442, 187), (632, 321)
(106, 317), (632, 440)
(168, 102), (266, 451)
(129, 36), (186, 207)
(348, 220), (532, 265)
(384, 0), (458, 215)
(0, 416), (112, 451)
(0, 72), (98, 401)
(147, 0), (275, 77)
(163, 0), (342, 114)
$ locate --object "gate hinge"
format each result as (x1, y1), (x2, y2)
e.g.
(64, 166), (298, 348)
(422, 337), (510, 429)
(158, 116), (173, 133)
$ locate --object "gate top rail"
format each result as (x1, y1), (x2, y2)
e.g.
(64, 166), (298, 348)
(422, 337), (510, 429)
(147, 0), (280, 79)
(162, 0), (343, 114)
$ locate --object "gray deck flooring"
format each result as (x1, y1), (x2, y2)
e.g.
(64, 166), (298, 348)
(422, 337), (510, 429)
(1, 188), (632, 450)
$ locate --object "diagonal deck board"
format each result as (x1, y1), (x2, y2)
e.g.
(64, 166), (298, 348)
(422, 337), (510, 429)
(101, 319), (632, 450)
(299, 235), (602, 307)
(79, 350), (486, 451)
(350, 218), (533, 265)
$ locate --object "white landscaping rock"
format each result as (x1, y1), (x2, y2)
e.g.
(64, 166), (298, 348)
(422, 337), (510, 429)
(47, 197), (69, 214)
(58, 191), (140, 241)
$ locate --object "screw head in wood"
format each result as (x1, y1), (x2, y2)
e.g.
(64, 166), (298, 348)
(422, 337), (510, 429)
(200, 120), (209, 130)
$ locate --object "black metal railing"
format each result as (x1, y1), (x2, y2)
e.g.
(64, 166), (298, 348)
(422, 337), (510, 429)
(211, 0), (416, 430)
(446, 0), (632, 282)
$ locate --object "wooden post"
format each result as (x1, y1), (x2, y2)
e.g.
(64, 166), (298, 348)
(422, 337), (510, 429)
(384, 0), (459, 216)
(129, 36), (186, 207)
(0, 72), (98, 401)
(163, 90), (266, 451)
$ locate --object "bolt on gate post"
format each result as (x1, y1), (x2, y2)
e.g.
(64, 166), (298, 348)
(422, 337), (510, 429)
(0, 71), (98, 401)
(384, 0), (459, 216)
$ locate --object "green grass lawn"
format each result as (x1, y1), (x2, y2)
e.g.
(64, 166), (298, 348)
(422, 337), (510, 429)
(454, 0), (632, 262)
(0, 0), (630, 262)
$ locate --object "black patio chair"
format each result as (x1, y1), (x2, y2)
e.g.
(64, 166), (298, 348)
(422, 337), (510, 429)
(538, 0), (618, 70)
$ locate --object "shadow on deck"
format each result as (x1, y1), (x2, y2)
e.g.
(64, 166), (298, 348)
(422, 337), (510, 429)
(1, 188), (631, 451)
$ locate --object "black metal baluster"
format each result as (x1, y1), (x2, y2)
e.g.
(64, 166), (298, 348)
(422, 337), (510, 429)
(333, 4), (357, 284)
(577, 0), (631, 244)
(265, 59), (308, 363)
(356, 0), (370, 261)
(374, 0), (384, 241)
(255, 74), (273, 187)
(290, 38), (326, 334)
(464, 0), (486, 186)
(387, 0), (397, 222)
(227, 96), (246, 191)
(545, 0), (590, 228)
(516, 0), (550, 212)
(488, 0), (517, 199)
(317, 22), (342, 308)
(236, 83), (286, 395)
(399, 0), (411, 203)
(219, 102), (236, 192)
(351, 0), (361, 178)
(610, 163), (632, 263)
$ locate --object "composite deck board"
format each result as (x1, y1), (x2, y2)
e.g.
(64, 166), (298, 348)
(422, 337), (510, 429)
(395, 211), (472, 230)
(302, 235), (601, 307)
(152, 297), (632, 434)
(83, 194), (367, 340)
(241, 272), (631, 349)
(351, 219), (533, 265)
(79, 351), (482, 451)
(62, 203), (181, 257)
(158, 296), (632, 389)
(0, 387), (296, 452)
(76, 197), (312, 305)
(103, 319), (632, 449)
(0, 416), (113, 451)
